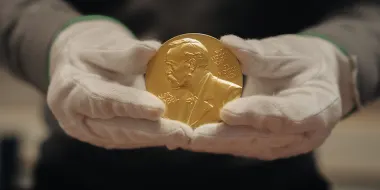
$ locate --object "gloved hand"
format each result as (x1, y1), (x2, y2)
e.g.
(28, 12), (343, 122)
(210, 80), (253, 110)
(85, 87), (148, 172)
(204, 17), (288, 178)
(47, 16), (192, 149)
(189, 34), (360, 160)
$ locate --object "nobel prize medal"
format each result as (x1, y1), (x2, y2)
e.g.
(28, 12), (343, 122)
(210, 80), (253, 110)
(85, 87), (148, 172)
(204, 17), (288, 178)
(145, 33), (243, 129)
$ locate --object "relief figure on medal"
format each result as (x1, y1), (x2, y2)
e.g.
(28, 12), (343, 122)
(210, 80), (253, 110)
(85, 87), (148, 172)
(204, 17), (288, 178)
(164, 38), (242, 127)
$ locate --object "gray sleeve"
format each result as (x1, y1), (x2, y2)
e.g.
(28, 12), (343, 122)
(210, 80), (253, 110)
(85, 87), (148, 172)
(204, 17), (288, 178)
(0, 0), (80, 93)
(303, 1), (380, 105)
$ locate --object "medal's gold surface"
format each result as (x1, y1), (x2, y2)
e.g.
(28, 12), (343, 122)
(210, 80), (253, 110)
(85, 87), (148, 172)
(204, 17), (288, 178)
(145, 33), (243, 129)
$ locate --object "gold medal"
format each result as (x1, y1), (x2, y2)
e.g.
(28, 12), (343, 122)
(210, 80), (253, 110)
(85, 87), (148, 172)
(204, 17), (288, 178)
(145, 33), (243, 128)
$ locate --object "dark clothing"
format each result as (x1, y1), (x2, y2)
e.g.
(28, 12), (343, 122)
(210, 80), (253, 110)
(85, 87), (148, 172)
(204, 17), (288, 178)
(1, 0), (380, 189)
(34, 133), (328, 189)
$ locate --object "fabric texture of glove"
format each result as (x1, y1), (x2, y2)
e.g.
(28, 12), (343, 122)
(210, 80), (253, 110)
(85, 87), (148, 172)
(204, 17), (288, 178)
(47, 16), (192, 150)
(189, 34), (360, 160)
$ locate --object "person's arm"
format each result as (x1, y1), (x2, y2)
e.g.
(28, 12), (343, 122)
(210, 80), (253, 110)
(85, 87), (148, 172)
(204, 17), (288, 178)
(0, 0), (80, 93)
(301, 1), (380, 108)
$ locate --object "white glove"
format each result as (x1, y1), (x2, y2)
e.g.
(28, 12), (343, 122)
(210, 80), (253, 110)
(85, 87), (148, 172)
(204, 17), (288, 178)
(189, 34), (360, 160)
(47, 18), (192, 149)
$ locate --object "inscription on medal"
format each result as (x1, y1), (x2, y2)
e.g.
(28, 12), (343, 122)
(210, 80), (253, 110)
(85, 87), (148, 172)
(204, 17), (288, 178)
(211, 48), (238, 79)
(157, 92), (179, 105)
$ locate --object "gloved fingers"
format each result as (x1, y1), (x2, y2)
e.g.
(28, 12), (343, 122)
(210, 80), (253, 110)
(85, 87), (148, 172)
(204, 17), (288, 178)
(189, 122), (327, 160)
(261, 129), (330, 160)
(220, 35), (311, 79)
(220, 83), (341, 134)
(189, 125), (270, 160)
(84, 117), (192, 149)
(190, 123), (261, 154)
(67, 70), (165, 121)
(76, 38), (160, 76)
(233, 134), (305, 160)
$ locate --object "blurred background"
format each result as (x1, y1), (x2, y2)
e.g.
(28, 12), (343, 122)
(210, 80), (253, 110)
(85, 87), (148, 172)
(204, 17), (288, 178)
(0, 68), (48, 190)
(0, 65), (379, 190)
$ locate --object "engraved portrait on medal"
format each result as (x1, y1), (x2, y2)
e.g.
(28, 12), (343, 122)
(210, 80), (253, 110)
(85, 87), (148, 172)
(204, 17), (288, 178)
(146, 34), (243, 128)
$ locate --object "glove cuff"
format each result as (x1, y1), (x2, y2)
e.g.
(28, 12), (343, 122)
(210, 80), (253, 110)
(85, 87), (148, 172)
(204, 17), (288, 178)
(47, 15), (134, 81)
(298, 32), (363, 117)
(298, 31), (349, 56)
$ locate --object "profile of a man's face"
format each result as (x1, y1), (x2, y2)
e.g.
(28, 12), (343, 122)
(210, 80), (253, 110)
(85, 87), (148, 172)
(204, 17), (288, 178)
(165, 38), (209, 88)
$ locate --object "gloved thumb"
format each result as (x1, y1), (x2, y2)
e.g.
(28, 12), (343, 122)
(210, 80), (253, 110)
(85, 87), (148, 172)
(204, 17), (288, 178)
(221, 35), (309, 79)
(220, 35), (266, 76)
